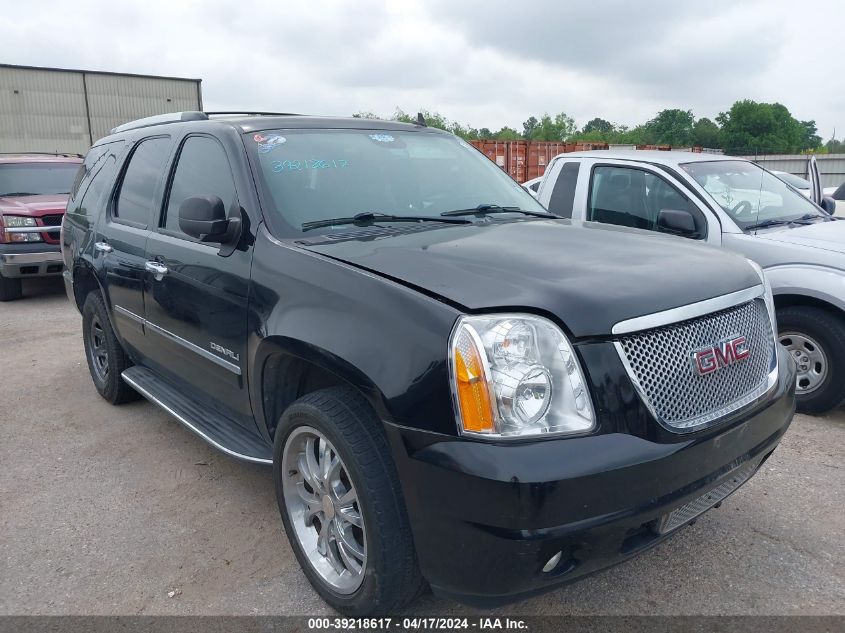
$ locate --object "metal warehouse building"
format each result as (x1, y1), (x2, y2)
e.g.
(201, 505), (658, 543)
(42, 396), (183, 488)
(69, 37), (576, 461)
(0, 64), (202, 155)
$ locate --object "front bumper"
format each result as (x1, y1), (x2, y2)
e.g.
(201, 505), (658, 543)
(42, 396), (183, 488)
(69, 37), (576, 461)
(385, 346), (796, 606)
(0, 243), (63, 278)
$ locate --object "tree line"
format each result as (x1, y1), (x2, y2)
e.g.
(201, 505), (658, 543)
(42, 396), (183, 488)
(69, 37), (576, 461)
(353, 100), (843, 155)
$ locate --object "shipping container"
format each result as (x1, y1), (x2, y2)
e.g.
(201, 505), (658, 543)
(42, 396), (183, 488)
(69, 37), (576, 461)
(0, 64), (202, 154)
(636, 144), (672, 151)
(470, 140), (608, 182)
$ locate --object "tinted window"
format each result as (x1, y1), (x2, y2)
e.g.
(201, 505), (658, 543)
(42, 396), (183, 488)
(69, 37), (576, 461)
(114, 137), (171, 227)
(76, 155), (117, 217)
(0, 163), (80, 197)
(163, 136), (237, 237)
(589, 165), (705, 238)
(547, 162), (580, 218)
(71, 146), (109, 200)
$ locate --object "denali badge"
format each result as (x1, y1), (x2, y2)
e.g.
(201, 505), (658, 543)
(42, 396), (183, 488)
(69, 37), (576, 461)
(691, 335), (750, 376)
(210, 342), (240, 362)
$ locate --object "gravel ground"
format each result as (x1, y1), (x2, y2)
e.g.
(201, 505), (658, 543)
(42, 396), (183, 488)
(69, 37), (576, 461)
(1, 278), (843, 616)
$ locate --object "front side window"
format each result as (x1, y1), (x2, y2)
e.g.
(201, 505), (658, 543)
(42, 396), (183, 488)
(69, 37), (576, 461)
(588, 165), (703, 236)
(114, 137), (171, 227)
(681, 160), (827, 229)
(775, 172), (810, 191)
(249, 129), (547, 235)
(163, 136), (238, 238)
(0, 162), (80, 197)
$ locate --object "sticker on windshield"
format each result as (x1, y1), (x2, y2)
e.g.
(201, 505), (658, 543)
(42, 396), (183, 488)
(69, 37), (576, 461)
(254, 133), (286, 154)
(368, 134), (395, 143)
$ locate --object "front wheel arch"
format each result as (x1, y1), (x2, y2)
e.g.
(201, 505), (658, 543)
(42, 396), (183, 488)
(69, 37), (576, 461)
(254, 337), (393, 442)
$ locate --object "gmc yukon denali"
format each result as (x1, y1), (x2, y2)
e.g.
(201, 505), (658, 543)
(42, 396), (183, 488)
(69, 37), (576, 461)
(62, 112), (796, 614)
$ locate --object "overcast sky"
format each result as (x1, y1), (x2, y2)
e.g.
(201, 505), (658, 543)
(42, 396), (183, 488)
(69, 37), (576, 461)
(2, 0), (842, 139)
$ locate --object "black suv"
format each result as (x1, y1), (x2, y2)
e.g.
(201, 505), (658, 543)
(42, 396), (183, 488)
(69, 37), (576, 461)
(63, 112), (796, 614)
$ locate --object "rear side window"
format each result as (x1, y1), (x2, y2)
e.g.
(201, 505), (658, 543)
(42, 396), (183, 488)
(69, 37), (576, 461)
(70, 142), (123, 217)
(162, 136), (238, 238)
(114, 137), (171, 227)
(70, 145), (109, 200)
(76, 155), (118, 218)
(546, 162), (580, 218)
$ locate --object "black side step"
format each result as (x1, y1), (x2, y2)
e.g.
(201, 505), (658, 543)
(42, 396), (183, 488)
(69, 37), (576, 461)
(122, 366), (273, 465)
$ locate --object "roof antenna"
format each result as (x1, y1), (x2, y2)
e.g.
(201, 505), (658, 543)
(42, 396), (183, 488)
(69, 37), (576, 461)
(416, 112), (427, 127)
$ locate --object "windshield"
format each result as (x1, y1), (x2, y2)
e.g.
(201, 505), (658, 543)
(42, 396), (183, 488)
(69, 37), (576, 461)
(249, 129), (548, 235)
(0, 163), (80, 197)
(774, 172), (810, 190)
(680, 160), (826, 229)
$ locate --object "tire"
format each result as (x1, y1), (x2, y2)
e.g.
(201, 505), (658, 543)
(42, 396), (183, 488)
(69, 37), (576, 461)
(777, 305), (845, 415)
(82, 292), (139, 404)
(273, 386), (425, 615)
(0, 273), (22, 301)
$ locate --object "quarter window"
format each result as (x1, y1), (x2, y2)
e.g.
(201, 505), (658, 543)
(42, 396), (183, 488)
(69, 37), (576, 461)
(114, 137), (171, 227)
(547, 162), (580, 218)
(163, 136), (238, 238)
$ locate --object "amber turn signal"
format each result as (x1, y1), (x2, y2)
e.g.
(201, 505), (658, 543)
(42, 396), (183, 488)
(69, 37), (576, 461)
(452, 326), (494, 433)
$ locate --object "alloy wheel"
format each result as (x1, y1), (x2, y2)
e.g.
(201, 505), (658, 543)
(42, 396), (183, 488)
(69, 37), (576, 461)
(281, 426), (367, 594)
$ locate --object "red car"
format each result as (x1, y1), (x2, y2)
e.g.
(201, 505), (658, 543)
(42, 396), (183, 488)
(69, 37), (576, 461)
(0, 153), (83, 300)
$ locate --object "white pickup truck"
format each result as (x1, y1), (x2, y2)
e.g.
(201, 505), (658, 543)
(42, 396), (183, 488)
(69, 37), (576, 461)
(536, 150), (845, 414)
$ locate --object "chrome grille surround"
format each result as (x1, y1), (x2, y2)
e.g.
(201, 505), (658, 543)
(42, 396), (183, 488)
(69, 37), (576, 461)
(614, 290), (778, 432)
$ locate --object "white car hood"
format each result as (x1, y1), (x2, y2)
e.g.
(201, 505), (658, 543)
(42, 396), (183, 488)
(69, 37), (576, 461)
(756, 220), (845, 255)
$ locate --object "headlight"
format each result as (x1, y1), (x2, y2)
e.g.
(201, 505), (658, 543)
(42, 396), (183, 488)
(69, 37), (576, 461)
(3, 216), (37, 228)
(449, 314), (594, 439)
(1, 215), (42, 243)
(746, 259), (778, 335)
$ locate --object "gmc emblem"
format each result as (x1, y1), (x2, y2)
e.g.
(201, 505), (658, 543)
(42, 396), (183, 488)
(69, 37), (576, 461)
(691, 335), (750, 376)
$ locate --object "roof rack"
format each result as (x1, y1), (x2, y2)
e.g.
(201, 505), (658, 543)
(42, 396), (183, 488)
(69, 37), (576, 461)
(109, 111), (302, 135)
(204, 111), (300, 117)
(109, 111), (208, 135)
(0, 151), (83, 158)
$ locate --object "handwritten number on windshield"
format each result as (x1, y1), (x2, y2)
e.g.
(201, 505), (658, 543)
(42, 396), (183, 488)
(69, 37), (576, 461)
(272, 159), (349, 173)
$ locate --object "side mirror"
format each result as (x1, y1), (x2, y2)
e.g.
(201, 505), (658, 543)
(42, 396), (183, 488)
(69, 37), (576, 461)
(179, 196), (242, 252)
(820, 197), (836, 215)
(657, 208), (698, 237)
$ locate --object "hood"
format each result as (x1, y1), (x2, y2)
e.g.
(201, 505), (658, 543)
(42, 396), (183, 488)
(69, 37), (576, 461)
(755, 219), (845, 255)
(0, 194), (69, 217)
(298, 219), (761, 338)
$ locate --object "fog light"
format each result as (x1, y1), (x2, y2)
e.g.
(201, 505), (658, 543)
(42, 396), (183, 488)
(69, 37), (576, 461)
(542, 551), (562, 573)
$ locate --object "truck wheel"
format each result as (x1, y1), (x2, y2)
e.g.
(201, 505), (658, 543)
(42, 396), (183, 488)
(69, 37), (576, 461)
(777, 305), (845, 415)
(273, 386), (425, 615)
(0, 273), (22, 301)
(82, 293), (138, 404)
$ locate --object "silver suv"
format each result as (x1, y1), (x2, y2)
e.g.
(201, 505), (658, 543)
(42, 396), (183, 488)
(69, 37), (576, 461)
(536, 150), (844, 414)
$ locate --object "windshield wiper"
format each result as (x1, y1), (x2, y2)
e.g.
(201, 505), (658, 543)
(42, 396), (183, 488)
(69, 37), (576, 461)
(301, 211), (471, 232)
(745, 214), (825, 231)
(441, 204), (559, 218)
(0, 192), (37, 197)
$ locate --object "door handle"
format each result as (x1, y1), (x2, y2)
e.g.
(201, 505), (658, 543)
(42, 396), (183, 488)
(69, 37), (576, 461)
(144, 261), (169, 281)
(94, 241), (113, 253)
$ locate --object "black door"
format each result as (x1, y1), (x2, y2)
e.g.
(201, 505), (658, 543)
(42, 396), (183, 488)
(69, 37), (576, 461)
(141, 134), (253, 426)
(97, 136), (171, 355)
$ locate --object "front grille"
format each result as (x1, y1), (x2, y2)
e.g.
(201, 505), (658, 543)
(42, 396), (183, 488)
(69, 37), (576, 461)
(40, 214), (63, 226)
(617, 298), (775, 431)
